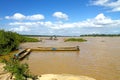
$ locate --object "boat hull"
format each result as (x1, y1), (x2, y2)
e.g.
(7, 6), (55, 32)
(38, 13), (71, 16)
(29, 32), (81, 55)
(32, 47), (80, 51)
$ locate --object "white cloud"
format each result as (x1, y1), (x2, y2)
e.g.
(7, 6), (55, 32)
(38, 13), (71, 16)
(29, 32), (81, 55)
(53, 12), (68, 20)
(9, 22), (41, 27)
(5, 13), (26, 20)
(5, 13), (45, 21)
(9, 13), (120, 32)
(92, 0), (109, 5)
(9, 21), (53, 28)
(26, 14), (44, 20)
(51, 13), (120, 29)
(10, 26), (30, 32)
(91, 0), (120, 12)
(93, 13), (114, 25)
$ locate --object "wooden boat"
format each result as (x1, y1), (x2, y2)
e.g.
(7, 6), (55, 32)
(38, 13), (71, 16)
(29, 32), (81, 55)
(14, 49), (31, 60)
(32, 46), (79, 51)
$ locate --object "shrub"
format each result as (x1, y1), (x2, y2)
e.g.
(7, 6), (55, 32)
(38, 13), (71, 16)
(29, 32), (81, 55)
(0, 30), (20, 55)
(0, 30), (39, 55)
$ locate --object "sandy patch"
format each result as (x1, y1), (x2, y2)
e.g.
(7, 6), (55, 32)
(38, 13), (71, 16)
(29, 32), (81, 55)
(38, 74), (96, 80)
(0, 63), (6, 74)
(0, 63), (12, 80)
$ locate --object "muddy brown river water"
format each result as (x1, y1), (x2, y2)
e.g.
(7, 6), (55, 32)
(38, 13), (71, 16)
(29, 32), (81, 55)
(21, 37), (120, 80)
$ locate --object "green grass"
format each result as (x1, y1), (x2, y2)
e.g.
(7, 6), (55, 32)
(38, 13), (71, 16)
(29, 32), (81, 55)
(64, 38), (87, 42)
(21, 36), (39, 42)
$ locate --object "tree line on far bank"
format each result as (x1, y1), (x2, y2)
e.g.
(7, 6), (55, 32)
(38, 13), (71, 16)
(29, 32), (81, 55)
(0, 30), (39, 55)
(80, 34), (120, 37)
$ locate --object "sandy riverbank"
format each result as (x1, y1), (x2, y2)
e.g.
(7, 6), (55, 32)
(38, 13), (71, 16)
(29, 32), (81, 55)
(0, 63), (96, 80)
(0, 63), (11, 80)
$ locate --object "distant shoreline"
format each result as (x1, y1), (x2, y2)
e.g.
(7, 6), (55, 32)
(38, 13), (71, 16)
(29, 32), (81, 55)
(21, 35), (75, 37)
(81, 34), (120, 37)
(22, 34), (120, 37)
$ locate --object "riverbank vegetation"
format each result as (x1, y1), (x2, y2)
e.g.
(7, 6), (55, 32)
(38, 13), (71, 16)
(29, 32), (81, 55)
(0, 30), (39, 55)
(64, 38), (87, 42)
(2, 58), (36, 80)
(80, 34), (120, 37)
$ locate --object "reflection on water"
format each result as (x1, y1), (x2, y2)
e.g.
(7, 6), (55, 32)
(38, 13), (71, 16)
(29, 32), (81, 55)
(22, 37), (120, 80)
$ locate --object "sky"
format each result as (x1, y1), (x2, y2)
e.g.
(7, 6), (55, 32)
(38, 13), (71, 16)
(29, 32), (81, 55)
(0, 0), (120, 36)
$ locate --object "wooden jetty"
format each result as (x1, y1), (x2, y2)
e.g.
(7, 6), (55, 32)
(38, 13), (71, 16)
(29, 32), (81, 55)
(31, 46), (80, 51)
(14, 49), (31, 60)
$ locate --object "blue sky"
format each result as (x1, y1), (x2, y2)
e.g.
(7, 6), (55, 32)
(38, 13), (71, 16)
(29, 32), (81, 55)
(0, 0), (120, 36)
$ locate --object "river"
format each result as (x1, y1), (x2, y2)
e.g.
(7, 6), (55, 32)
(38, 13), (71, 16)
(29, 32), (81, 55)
(21, 37), (120, 80)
